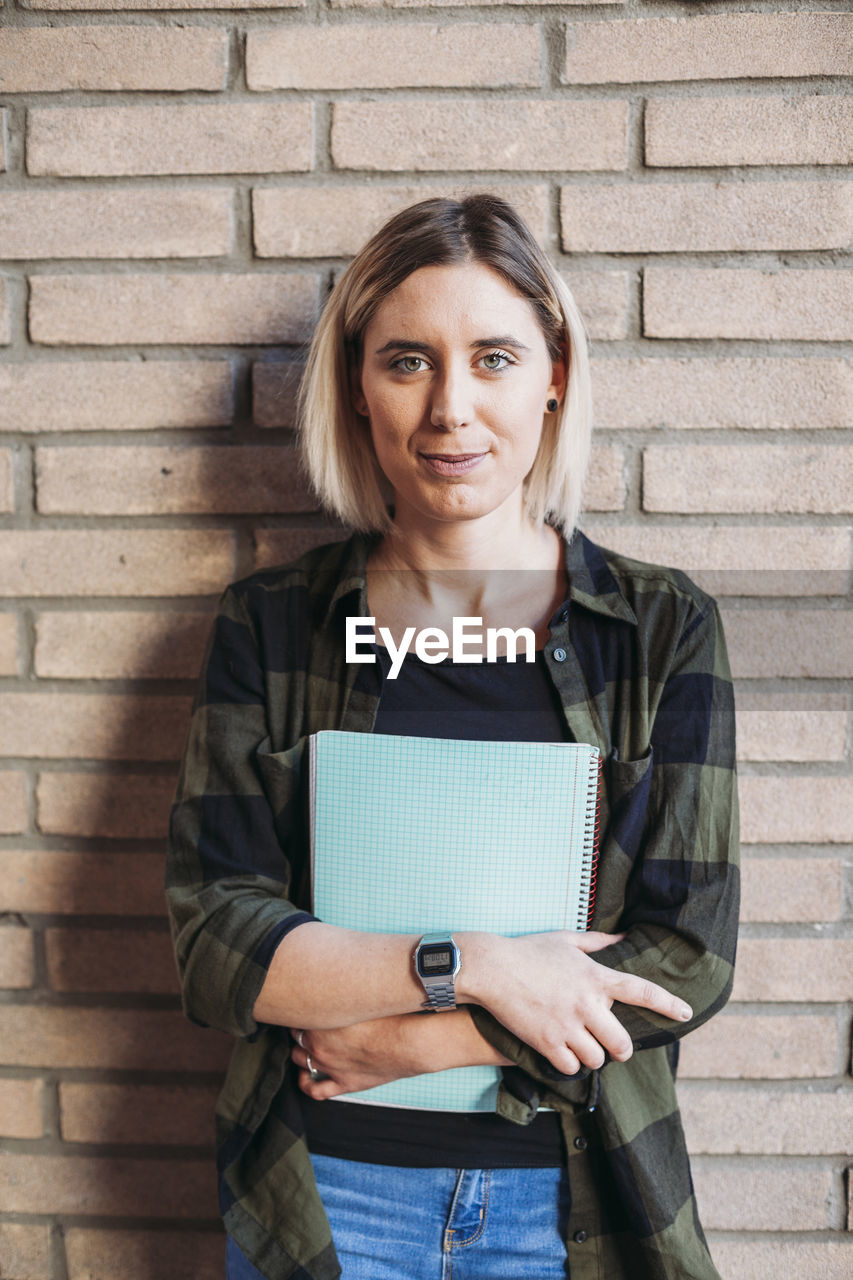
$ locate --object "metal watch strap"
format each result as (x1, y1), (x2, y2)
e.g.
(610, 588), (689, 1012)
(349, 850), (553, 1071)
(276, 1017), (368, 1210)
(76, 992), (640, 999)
(421, 981), (456, 1011)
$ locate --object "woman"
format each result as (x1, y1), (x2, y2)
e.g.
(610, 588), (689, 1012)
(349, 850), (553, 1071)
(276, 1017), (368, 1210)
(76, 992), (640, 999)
(166, 196), (739, 1280)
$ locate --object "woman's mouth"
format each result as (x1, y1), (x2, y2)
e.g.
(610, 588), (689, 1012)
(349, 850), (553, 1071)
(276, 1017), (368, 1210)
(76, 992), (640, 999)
(419, 452), (487, 476)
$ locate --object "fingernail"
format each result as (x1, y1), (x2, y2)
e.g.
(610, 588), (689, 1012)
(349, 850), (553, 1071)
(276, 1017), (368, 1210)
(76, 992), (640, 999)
(679, 1005), (692, 1021)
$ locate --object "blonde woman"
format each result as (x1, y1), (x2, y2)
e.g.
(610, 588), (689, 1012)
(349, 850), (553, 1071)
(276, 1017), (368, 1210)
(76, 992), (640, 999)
(167, 196), (739, 1280)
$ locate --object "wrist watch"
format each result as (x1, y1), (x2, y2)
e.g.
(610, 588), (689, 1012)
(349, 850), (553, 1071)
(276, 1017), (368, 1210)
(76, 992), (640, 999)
(413, 932), (460, 1011)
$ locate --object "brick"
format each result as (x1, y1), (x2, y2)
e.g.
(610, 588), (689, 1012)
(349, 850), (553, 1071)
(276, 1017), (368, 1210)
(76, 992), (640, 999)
(61, 1082), (218, 1145)
(580, 523), (851, 597)
(692, 1160), (831, 1231)
(29, 104), (312, 178)
(564, 13), (853, 84)
(678, 1013), (837, 1080)
(643, 268), (853, 341)
(332, 100), (628, 172)
(710, 1241), (853, 1280)
(741, 855), (844, 922)
(66, 1230), (224, 1280)
(584, 445), (625, 512)
(643, 445), (853, 515)
(29, 0), (302, 6)
(0, 851), (167, 916)
(724, 610), (853, 678)
(740, 777), (853, 845)
(252, 183), (548, 257)
(47, 928), (179, 994)
(0, 613), (17, 675)
(37, 772), (176, 839)
(0, 278), (8, 345)
(0, 693), (191, 761)
(0, 773), (28, 834)
(253, 362), (302, 428)
(0, 1079), (42, 1139)
(331, 0), (608, 6)
(253, 526), (350, 569)
(0, 927), (34, 989)
(0, 447), (12, 512)
(734, 939), (853, 1001)
(0, 1225), (50, 1280)
(0, 360), (234, 433)
(36, 445), (313, 515)
(0, 27), (226, 91)
(737, 694), (848, 763)
(563, 272), (629, 342)
(35, 611), (211, 679)
(0, 531), (233, 597)
(591, 357), (853, 431)
(0, 189), (231, 260)
(679, 1086), (853, 1156)
(247, 24), (537, 89)
(30, 273), (318, 346)
(0, 1006), (230, 1072)
(563, 180), (852, 253)
(647, 95), (853, 168)
(0, 1153), (216, 1218)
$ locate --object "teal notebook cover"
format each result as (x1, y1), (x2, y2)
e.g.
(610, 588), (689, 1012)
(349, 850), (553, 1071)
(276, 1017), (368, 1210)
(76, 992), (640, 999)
(309, 730), (602, 1112)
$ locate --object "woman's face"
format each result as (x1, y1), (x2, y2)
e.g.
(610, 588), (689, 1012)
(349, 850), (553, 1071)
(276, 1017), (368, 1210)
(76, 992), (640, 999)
(354, 261), (564, 533)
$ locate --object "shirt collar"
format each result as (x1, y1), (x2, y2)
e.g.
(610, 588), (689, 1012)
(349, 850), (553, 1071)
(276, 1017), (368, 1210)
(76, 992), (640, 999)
(318, 532), (374, 629)
(563, 530), (638, 627)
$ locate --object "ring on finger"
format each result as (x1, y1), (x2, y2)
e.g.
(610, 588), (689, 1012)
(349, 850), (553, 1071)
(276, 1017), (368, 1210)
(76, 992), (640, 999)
(306, 1054), (326, 1082)
(292, 1029), (305, 1048)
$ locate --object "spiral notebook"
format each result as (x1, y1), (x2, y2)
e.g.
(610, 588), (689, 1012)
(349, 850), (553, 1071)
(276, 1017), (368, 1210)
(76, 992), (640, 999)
(309, 730), (602, 1112)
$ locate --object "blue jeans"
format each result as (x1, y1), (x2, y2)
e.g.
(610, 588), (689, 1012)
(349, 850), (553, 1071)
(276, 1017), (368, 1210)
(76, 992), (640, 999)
(227, 1154), (571, 1279)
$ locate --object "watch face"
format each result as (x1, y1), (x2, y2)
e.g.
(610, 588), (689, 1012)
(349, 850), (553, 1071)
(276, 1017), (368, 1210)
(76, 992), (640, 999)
(417, 943), (456, 978)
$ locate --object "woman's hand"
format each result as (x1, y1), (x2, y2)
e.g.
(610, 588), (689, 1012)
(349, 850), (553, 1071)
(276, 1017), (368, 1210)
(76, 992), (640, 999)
(290, 1008), (513, 1101)
(461, 930), (693, 1077)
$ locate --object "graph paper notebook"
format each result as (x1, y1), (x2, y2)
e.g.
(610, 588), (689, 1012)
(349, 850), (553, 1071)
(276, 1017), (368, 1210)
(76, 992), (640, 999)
(309, 730), (602, 1112)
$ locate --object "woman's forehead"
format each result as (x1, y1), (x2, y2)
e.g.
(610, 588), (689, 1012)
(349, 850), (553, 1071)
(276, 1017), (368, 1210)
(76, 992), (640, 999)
(364, 262), (545, 344)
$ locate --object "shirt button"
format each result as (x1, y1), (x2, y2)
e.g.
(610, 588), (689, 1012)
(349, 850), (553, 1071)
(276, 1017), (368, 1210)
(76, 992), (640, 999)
(573, 1136), (588, 1150)
(573, 1230), (588, 1244)
(552, 647), (567, 663)
(559, 609), (569, 623)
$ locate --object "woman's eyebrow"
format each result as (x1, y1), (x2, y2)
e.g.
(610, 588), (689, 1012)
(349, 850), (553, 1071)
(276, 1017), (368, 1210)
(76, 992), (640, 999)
(473, 335), (531, 351)
(374, 339), (435, 355)
(374, 335), (532, 355)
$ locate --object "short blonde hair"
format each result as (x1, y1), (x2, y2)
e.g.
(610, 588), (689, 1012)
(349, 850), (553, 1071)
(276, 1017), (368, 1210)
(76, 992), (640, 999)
(299, 195), (592, 536)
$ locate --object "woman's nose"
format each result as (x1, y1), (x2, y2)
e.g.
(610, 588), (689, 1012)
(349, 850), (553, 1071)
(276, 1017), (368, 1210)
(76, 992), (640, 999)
(430, 369), (473, 431)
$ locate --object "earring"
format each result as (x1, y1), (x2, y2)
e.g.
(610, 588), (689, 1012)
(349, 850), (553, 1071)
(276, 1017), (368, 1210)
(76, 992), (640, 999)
(546, 398), (559, 413)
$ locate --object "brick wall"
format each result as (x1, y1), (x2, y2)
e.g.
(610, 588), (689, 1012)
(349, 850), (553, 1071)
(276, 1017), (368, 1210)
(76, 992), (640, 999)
(0, 2), (851, 1277)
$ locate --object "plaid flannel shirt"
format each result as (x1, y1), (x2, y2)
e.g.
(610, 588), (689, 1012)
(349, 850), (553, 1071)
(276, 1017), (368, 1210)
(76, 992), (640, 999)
(166, 530), (739, 1280)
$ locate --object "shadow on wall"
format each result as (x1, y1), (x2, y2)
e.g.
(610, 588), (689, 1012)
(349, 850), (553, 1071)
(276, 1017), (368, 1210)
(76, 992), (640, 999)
(40, 614), (230, 1277)
(34, 399), (348, 1275)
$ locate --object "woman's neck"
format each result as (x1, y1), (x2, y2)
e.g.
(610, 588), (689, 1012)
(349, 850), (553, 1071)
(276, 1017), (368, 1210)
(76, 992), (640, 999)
(371, 508), (563, 577)
(366, 513), (567, 646)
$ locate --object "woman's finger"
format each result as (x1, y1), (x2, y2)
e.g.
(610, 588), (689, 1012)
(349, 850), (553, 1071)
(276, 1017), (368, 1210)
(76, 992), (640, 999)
(538, 1040), (582, 1076)
(564, 1028), (607, 1072)
(571, 931), (626, 954)
(583, 1007), (633, 1063)
(609, 970), (692, 1022)
(296, 1068), (342, 1100)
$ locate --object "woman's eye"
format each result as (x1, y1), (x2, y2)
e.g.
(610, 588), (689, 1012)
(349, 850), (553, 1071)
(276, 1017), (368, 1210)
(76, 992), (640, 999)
(394, 355), (428, 373)
(481, 351), (513, 371)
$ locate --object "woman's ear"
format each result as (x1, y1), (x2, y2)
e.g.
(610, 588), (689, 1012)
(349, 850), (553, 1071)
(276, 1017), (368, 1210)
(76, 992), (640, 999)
(349, 366), (368, 418)
(547, 356), (567, 409)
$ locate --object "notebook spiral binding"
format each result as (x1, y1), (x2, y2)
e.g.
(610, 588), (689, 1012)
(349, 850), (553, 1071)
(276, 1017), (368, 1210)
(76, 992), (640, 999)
(579, 750), (603, 931)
